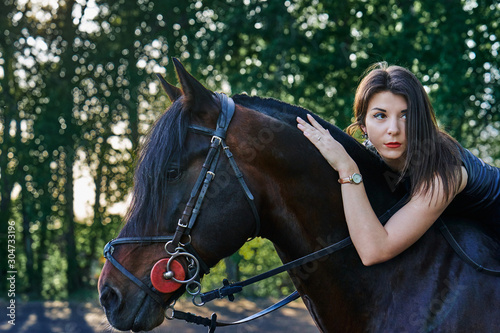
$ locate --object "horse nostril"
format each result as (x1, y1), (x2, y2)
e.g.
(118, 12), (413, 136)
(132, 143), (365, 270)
(100, 284), (122, 311)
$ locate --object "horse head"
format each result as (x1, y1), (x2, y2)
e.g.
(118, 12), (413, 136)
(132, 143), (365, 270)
(98, 59), (405, 332)
(98, 59), (265, 331)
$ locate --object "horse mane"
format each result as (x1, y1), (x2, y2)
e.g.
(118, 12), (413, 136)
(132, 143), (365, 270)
(232, 94), (386, 170)
(232, 94), (400, 217)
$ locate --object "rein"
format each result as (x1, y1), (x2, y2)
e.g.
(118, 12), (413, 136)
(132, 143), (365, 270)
(164, 190), (410, 331)
(438, 220), (500, 276)
(102, 93), (500, 333)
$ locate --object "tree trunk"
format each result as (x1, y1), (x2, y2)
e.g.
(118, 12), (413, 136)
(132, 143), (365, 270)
(80, 161), (104, 287)
(21, 188), (35, 295)
(64, 146), (81, 294)
(0, 54), (16, 295)
(56, 0), (81, 296)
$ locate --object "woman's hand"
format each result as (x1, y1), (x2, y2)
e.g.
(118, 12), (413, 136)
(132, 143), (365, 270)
(296, 114), (357, 175)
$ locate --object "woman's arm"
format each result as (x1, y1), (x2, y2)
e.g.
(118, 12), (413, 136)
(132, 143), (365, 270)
(297, 114), (464, 266)
(339, 171), (453, 265)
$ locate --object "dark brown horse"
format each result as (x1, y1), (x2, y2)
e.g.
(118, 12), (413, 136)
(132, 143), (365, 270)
(98, 59), (500, 332)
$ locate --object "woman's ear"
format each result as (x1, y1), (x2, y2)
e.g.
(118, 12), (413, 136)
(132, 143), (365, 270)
(360, 125), (367, 136)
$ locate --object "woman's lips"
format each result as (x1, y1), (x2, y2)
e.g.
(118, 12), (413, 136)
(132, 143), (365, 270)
(384, 142), (401, 148)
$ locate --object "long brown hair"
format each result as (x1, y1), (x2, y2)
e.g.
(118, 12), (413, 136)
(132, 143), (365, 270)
(347, 62), (463, 200)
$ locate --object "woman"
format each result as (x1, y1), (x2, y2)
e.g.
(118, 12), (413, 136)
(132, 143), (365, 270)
(296, 63), (500, 266)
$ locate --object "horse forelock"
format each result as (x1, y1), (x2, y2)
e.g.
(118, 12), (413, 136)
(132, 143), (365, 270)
(123, 99), (189, 236)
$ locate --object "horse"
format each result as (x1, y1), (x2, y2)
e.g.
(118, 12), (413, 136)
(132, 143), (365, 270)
(98, 58), (500, 332)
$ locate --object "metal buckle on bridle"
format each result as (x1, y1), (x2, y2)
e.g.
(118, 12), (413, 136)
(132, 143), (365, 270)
(177, 218), (189, 228)
(211, 135), (223, 145)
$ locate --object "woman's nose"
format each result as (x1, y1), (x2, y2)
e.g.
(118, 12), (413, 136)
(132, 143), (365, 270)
(387, 118), (401, 135)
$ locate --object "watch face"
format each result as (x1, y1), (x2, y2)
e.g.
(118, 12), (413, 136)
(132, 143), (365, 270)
(352, 173), (362, 184)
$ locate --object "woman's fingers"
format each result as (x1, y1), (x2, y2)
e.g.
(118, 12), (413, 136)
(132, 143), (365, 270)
(297, 115), (327, 144)
(296, 114), (354, 172)
(297, 115), (321, 132)
(306, 114), (326, 132)
(296, 117), (315, 137)
(296, 116), (311, 129)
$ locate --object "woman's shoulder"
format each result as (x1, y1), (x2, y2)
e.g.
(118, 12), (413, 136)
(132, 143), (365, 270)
(459, 147), (499, 180)
(448, 147), (500, 216)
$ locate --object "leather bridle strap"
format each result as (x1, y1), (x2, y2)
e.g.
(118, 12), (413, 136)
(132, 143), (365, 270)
(199, 236), (353, 304)
(167, 93), (261, 253)
(221, 139), (260, 232)
(189, 94), (260, 236)
(167, 137), (222, 253)
(172, 291), (300, 330)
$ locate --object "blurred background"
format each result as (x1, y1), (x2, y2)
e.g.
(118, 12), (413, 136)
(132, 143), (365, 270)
(0, 0), (498, 323)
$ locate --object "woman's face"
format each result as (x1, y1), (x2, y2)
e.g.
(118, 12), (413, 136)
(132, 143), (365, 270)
(362, 91), (407, 171)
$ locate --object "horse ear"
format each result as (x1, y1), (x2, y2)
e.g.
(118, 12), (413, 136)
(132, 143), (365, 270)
(156, 73), (182, 102)
(172, 58), (216, 110)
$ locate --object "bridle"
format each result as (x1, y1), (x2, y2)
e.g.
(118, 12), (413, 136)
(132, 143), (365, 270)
(102, 92), (261, 317)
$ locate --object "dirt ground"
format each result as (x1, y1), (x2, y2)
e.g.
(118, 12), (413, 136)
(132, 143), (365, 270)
(0, 297), (318, 333)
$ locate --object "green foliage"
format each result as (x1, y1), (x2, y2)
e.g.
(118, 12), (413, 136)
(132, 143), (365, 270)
(0, 0), (498, 300)
(201, 238), (294, 298)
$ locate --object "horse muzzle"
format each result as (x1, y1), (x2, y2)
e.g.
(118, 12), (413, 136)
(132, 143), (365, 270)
(101, 236), (208, 308)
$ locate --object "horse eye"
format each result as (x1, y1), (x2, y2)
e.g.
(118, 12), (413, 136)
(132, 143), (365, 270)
(166, 169), (182, 182)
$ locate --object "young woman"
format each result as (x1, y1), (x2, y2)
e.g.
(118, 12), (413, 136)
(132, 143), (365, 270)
(296, 63), (500, 266)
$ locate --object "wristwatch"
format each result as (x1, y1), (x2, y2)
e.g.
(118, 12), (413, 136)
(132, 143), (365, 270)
(338, 173), (363, 184)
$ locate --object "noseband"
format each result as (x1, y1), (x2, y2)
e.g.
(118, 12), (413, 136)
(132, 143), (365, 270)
(103, 93), (260, 307)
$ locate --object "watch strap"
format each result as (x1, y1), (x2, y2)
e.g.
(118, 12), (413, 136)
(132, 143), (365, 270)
(338, 177), (352, 184)
(338, 173), (362, 184)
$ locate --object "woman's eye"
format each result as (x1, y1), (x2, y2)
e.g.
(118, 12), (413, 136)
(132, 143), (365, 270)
(374, 113), (385, 119)
(401, 113), (407, 119)
(166, 169), (181, 181)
